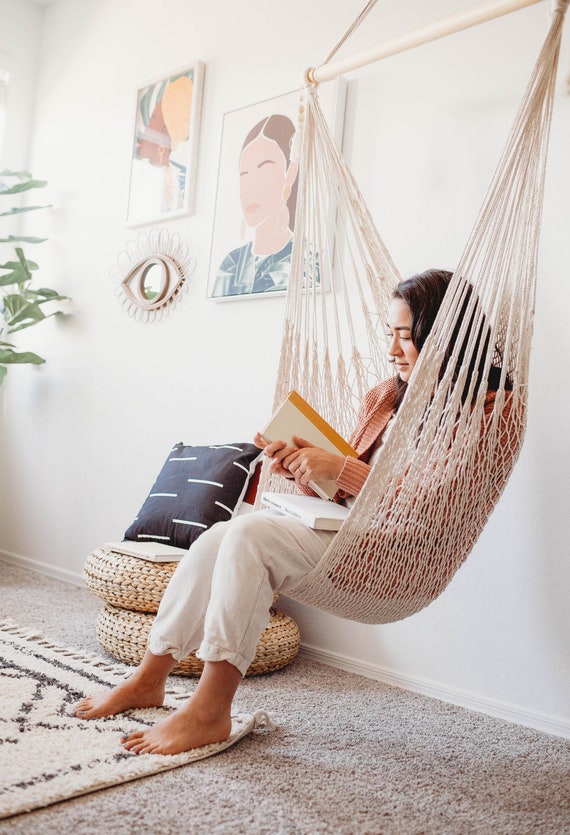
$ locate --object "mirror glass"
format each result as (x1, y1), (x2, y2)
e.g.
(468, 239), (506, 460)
(142, 262), (165, 301)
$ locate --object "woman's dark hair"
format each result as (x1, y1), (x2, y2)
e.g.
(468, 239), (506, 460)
(447, 281), (512, 401)
(392, 269), (452, 410)
(242, 114), (298, 226)
(391, 268), (510, 410)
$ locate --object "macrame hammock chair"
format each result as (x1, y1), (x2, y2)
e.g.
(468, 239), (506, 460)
(256, 0), (569, 624)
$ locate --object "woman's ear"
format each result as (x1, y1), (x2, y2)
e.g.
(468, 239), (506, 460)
(286, 159), (299, 186)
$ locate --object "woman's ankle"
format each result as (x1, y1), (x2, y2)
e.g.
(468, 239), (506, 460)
(134, 651), (177, 686)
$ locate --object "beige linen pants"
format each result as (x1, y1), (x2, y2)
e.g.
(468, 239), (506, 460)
(148, 509), (336, 676)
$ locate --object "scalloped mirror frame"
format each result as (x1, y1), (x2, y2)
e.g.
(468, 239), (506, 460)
(111, 228), (196, 323)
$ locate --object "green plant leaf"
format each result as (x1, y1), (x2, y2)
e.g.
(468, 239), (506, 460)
(0, 347), (45, 364)
(0, 179), (48, 196)
(8, 302), (46, 326)
(3, 293), (32, 315)
(0, 204), (51, 217)
(0, 234), (48, 244)
(0, 266), (31, 286)
(16, 247), (35, 268)
(8, 320), (45, 334)
(30, 288), (70, 303)
(0, 171), (68, 376)
(4, 294), (46, 326)
(8, 309), (67, 333)
(0, 258), (39, 271)
(0, 169), (32, 179)
(0, 252), (35, 285)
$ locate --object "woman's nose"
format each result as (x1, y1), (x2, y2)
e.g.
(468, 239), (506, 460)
(389, 334), (402, 355)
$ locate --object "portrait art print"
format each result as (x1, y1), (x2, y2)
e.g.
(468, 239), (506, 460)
(126, 62), (205, 227)
(207, 81), (346, 301)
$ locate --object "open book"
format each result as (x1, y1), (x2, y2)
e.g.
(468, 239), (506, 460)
(105, 541), (187, 563)
(261, 492), (349, 531)
(261, 390), (357, 500)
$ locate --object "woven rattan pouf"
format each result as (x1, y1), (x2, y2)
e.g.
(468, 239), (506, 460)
(96, 603), (300, 676)
(84, 545), (301, 676)
(84, 546), (178, 613)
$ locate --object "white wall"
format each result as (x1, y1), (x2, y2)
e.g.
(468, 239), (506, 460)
(1, 0), (569, 738)
(0, 0), (42, 168)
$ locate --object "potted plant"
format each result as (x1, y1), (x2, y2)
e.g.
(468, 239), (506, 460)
(0, 169), (69, 385)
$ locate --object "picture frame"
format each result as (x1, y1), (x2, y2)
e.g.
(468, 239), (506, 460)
(207, 79), (346, 301)
(126, 61), (204, 227)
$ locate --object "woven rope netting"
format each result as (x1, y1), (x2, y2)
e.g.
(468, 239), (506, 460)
(257, 1), (568, 624)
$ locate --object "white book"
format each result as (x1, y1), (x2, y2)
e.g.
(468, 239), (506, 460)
(105, 541), (187, 562)
(261, 390), (357, 500)
(261, 492), (349, 531)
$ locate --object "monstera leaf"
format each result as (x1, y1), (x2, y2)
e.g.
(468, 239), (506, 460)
(0, 171), (69, 384)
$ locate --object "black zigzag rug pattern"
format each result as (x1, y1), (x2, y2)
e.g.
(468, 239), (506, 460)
(0, 619), (272, 820)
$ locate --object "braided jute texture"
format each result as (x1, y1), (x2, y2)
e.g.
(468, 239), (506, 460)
(83, 546), (177, 613)
(96, 604), (300, 677)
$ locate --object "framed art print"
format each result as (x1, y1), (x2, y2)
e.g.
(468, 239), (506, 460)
(126, 62), (204, 227)
(207, 79), (346, 301)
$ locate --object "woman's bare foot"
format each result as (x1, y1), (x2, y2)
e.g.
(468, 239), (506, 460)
(121, 660), (242, 755)
(121, 697), (231, 755)
(74, 651), (176, 719)
(74, 677), (165, 719)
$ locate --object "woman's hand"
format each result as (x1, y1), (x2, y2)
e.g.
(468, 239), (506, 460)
(253, 432), (297, 478)
(282, 436), (345, 487)
(253, 433), (344, 485)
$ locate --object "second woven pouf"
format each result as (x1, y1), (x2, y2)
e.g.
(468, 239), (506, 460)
(96, 603), (300, 676)
(84, 545), (301, 676)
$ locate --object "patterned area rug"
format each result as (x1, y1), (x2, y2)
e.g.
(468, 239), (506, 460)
(0, 619), (273, 820)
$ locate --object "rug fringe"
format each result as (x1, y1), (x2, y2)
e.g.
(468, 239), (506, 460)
(251, 709), (277, 731)
(0, 618), (131, 678)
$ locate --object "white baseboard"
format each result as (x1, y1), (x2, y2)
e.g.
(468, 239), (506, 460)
(299, 643), (570, 741)
(2, 550), (568, 741)
(0, 548), (83, 587)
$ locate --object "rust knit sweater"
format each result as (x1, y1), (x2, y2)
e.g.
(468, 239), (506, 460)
(335, 377), (398, 498)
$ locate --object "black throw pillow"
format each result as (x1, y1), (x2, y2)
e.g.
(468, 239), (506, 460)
(124, 442), (262, 549)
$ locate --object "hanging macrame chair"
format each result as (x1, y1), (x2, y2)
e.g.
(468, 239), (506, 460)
(256, 0), (569, 624)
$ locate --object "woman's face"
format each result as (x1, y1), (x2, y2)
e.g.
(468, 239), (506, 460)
(386, 298), (420, 383)
(239, 134), (291, 228)
(137, 103), (170, 168)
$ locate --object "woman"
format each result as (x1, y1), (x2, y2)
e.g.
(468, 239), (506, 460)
(129, 74), (194, 222)
(212, 114), (299, 298)
(75, 269), (454, 754)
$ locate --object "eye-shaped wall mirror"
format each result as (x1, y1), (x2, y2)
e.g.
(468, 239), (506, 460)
(111, 228), (195, 322)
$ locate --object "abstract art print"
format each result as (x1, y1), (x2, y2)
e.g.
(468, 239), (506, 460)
(126, 62), (204, 227)
(207, 81), (345, 301)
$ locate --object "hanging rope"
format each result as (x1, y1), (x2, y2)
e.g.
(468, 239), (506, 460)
(257, 1), (568, 624)
(320, 0), (379, 67)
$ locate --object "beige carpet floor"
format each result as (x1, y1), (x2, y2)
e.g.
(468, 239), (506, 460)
(1, 560), (569, 835)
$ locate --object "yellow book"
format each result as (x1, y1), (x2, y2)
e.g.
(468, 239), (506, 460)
(261, 390), (357, 500)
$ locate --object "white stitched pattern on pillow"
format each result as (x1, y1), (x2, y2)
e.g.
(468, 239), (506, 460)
(124, 442), (262, 549)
